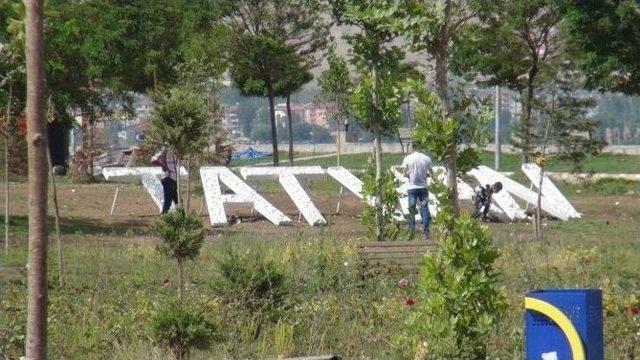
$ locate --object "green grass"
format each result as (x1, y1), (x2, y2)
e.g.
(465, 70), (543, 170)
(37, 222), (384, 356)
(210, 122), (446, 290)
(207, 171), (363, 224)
(230, 150), (640, 174)
(1, 196), (639, 359)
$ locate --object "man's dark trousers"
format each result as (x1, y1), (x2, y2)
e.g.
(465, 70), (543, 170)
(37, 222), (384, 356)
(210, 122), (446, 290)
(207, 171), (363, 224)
(161, 177), (178, 213)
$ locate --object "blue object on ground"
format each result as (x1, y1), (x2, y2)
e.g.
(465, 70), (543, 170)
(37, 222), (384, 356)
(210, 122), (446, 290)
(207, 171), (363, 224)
(231, 147), (272, 161)
(525, 289), (603, 360)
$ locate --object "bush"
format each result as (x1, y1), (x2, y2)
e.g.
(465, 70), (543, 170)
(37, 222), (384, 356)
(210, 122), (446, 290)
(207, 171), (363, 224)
(396, 182), (505, 359)
(154, 207), (204, 300)
(212, 245), (289, 322)
(150, 300), (221, 360)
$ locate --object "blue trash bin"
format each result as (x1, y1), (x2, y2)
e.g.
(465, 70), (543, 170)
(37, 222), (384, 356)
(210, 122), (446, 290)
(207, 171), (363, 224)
(525, 289), (603, 360)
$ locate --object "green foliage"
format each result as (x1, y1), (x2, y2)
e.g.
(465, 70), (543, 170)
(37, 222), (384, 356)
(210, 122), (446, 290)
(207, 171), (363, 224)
(565, 0), (640, 95)
(397, 181), (506, 359)
(411, 83), (487, 174)
(212, 244), (290, 320)
(361, 164), (404, 241)
(547, 63), (605, 172)
(147, 87), (212, 160)
(318, 45), (352, 125)
(150, 300), (221, 360)
(154, 207), (204, 262)
(349, 71), (405, 136)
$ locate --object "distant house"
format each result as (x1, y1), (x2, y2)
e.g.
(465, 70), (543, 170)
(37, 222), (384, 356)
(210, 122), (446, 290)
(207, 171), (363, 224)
(274, 102), (329, 128)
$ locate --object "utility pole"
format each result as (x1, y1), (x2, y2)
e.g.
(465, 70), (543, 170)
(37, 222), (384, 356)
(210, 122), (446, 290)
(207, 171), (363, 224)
(494, 85), (501, 170)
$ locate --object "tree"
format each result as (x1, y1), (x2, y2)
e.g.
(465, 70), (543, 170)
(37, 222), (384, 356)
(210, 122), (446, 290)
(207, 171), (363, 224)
(453, 0), (568, 164)
(394, 0), (485, 216)
(24, 0), (49, 358)
(222, 0), (328, 166)
(154, 207), (204, 301)
(399, 84), (503, 359)
(329, 0), (424, 240)
(329, 0), (410, 241)
(228, 33), (291, 165)
(276, 59), (313, 165)
(147, 88), (212, 209)
(547, 63), (605, 172)
(318, 45), (352, 166)
(565, 1), (640, 95)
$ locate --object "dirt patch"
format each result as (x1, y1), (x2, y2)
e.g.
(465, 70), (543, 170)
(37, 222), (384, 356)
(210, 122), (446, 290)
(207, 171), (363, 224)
(0, 181), (637, 241)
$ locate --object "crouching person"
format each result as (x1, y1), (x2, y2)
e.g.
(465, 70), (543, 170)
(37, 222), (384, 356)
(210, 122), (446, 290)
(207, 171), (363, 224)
(472, 182), (502, 221)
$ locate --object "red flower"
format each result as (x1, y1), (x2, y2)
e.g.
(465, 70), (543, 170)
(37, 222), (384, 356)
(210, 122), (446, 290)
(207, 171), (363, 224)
(630, 305), (639, 315)
(405, 298), (415, 306)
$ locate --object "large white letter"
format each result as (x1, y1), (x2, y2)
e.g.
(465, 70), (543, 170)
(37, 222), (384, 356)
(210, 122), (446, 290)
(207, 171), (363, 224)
(200, 167), (291, 226)
(103, 167), (187, 212)
(240, 166), (327, 226)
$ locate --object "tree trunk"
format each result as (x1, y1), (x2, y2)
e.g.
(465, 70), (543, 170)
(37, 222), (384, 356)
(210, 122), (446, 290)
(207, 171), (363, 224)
(522, 66), (538, 164)
(4, 81), (12, 255)
(434, 35), (460, 216)
(177, 258), (184, 301)
(78, 112), (89, 176)
(185, 156), (191, 210)
(373, 134), (383, 242)
(88, 119), (94, 177)
(47, 147), (63, 286)
(286, 95), (294, 166)
(25, 0), (49, 358)
(175, 158), (181, 206)
(336, 120), (341, 166)
(535, 88), (554, 240)
(371, 62), (384, 241)
(267, 88), (279, 166)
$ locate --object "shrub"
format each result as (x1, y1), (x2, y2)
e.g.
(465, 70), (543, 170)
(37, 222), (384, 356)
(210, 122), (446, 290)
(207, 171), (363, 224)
(154, 207), (204, 300)
(397, 181), (506, 359)
(212, 245), (289, 322)
(150, 300), (221, 360)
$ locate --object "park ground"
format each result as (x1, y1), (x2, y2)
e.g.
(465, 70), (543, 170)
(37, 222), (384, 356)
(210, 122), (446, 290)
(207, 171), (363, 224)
(1, 152), (640, 359)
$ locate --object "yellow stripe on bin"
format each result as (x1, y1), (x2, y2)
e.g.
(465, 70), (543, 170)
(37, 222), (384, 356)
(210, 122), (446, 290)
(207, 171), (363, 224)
(525, 297), (586, 360)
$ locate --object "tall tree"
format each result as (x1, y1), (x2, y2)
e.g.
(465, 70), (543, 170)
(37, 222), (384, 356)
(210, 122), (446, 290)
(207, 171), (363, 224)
(228, 33), (291, 165)
(546, 63), (604, 172)
(393, 0), (487, 216)
(318, 45), (352, 166)
(275, 58), (313, 165)
(329, 0), (410, 241)
(24, 0), (49, 358)
(453, 0), (568, 164)
(222, 0), (328, 166)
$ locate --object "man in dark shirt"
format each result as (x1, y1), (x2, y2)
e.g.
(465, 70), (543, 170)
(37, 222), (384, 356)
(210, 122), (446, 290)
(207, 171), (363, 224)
(472, 182), (503, 221)
(151, 146), (178, 213)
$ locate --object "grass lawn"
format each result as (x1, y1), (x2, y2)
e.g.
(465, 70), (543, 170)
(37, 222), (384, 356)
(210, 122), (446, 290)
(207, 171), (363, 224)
(1, 179), (639, 359)
(232, 149), (640, 174)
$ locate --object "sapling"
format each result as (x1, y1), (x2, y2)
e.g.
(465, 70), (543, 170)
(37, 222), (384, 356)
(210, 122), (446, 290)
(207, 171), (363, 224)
(154, 207), (204, 301)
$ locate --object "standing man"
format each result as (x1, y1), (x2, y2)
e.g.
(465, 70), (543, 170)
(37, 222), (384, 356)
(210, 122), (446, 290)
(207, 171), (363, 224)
(402, 150), (433, 239)
(151, 146), (178, 213)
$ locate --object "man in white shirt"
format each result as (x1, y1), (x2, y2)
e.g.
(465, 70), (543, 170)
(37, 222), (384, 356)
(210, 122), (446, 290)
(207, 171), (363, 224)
(401, 150), (433, 238)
